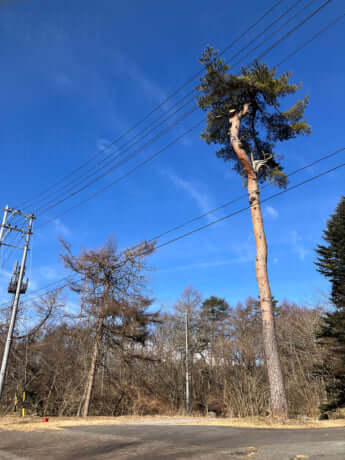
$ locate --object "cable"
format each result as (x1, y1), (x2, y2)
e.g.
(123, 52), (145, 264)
(256, 0), (332, 60)
(143, 146), (345, 244)
(277, 11), (345, 67)
(33, 96), (196, 213)
(35, 106), (198, 215)
(38, 119), (204, 227)
(17, 0), (286, 212)
(28, 1), (305, 215)
(1, 3), (338, 311)
(3, 151), (345, 307)
(2, 3), (341, 306)
(154, 160), (345, 251)
(230, 0), (317, 69)
(35, 0), (329, 221)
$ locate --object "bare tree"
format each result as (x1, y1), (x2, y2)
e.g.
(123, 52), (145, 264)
(60, 238), (157, 417)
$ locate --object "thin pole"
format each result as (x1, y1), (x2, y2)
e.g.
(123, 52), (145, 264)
(185, 310), (190, 414)
(0, 214), (34, 399)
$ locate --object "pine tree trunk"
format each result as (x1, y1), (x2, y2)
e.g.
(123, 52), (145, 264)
(247, 174), (288, 418)
(229, 105), (288, 419)
(82, 313), (104, 417)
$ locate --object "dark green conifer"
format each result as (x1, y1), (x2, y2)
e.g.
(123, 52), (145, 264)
(315, 196), (345, 411)
(200, 296), (230, 323)
(197, 46), (311, 186)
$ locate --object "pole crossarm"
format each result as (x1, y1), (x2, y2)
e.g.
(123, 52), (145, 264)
(0, 242), (25, 250)
(3, 208), (35, 220)
(1, 225), (33, 235)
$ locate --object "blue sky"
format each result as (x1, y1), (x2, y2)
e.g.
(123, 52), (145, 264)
(0, 0), (344, 313)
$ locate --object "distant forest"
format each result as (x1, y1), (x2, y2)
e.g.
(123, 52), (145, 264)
(0, 283), (331, 418)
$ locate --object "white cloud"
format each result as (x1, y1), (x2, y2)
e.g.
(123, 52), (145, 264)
(27, 278), (38, 291)
(97, 138), (112, 152)
(94, 138), (119, 169)
(160, 256), (251, 273)
(290, 230), (309, 261)
(0, 268), (12, 280)
(55, 72), (72, 88)
(162, 169), (216, 223)
(63, 300), (80, 315)
(39, 266), (58, 281)
(53, 218), (71, 237)
(264, 205), (279, 219)
(231, 233), (255, 262)
(114, 51), (168, 106)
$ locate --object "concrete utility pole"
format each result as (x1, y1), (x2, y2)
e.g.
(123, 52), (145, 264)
(0, 207), (35, 400)
(185, 310), (190, 414)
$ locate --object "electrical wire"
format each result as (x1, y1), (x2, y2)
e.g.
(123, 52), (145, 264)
(1, 2), (343, 309)
(154, 160), (345, 251)
(17, 0), (287, 212)
(28, 0), (306, 216)
(35, 106), (199, 215)
(277, 10), (345, 66)
(257, 0), (332, 60)
(34, 0), (331, 223)
(142, 146), (345, 245)
(36, 0), (323, 217)
(2, 144), (344, 309)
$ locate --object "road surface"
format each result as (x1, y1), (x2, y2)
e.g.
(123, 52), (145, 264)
(0, 424), (344, 459)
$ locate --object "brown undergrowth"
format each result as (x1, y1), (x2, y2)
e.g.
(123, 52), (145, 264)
(0, 415), (344, 432)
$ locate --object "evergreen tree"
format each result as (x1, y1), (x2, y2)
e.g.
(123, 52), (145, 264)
(199, 296), (230, 352)
(315, 196), (345, 411)
(201, 296), (230, 323)
(197, 46), (311, 418)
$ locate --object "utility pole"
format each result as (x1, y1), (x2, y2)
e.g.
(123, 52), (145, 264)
(185, 310), (190, 414)
(0, 207), (35, 400)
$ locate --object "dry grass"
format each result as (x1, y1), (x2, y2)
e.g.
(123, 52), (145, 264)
(0, 415), (344, 432)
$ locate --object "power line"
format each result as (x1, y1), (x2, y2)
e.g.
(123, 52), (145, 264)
(3, 145), (344, 309)
(28, 0), (306, 216)
(35, 0), (332, 223)
(35, 106), (199, 215)
(34, 97), (196, 213)
(2, 3), (342, 307)
(229, 0), (318, 69)
(144, 146), (345, 244)
(1, 3), (339, 285)
(277, 10), (345, 66)
(257, 0), (332, 60)
(17, 0), (286, 212)
(39, 119), (204, 227)
(155, 159), (345, 251)
(9, 5), (341, 251)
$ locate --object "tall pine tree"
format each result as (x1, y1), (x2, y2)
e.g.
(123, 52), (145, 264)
(197, 46), (311, 418)
(315, 196), (345, 411)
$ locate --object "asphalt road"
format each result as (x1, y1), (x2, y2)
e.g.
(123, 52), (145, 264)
(0, 424), (344, 459)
